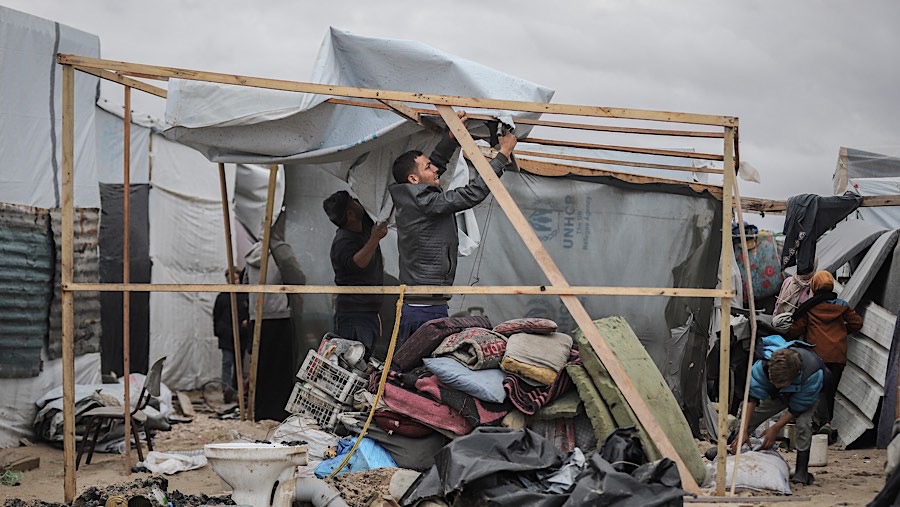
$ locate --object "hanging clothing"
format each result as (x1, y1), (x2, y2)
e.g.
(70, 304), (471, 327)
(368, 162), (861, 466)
(780, 192), (863, 275)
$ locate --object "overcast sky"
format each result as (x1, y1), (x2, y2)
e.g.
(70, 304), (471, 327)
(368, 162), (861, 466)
(5, 0), (899, 229)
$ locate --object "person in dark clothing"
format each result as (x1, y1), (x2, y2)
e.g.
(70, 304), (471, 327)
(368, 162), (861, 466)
(388, 111), (517, 344)
(787, 270), (863, 436)
(213, 269), (249, 396)
(323, 191), (388, 355)
(733, 335), (830, 485)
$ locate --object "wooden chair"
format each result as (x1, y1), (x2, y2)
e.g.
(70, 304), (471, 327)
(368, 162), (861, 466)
(76, 356), (166, 468)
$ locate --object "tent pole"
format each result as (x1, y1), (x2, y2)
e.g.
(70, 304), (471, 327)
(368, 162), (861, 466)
(122, 85), (134, 470)
(61, 63), (77, 504)
(218, 163), (246, 419)
(438, 105), (701, 495)
(715, 126), (736, 496)
(248, 165), (279, 421)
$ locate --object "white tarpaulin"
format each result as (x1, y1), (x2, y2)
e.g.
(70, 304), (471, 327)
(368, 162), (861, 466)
(0, 6), (100, 207)
(95, 98), (157, 184)
(849, 177), (900, 229)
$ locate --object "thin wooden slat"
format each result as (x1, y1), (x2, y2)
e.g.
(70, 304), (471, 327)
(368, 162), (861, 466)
(521, 137), (724, 161)
(327, 98), (726, 138)
(741, 195), (900, 215)
(438, 105), (700, 494)
(514, 149), (723, 174)
(247, 165), (279, 421)
(218, 163), (245, 420)
(73, 65), (167, 98)
(511, 154), (724, 199)
(715, 126), (736, 496)
(60, 63), (77, 505)
(63, 283), (732, 298)
(122, 85), (133, 470)
(56, 54), (735, 127)
(377, 99), (422, 125)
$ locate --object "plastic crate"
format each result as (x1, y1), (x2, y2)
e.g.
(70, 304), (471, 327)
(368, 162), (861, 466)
(296, 350), (368, 404)
(284, 382), (349, 432)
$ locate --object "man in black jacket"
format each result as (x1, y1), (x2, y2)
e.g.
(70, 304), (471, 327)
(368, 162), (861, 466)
(388, 112), (517, 344)
(323, 191), (388, 355)
(213, 269), (249, 397)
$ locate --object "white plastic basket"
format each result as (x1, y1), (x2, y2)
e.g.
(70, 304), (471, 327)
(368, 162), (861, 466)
(284, 382), (349, 432)
(296, 350), (368, 404)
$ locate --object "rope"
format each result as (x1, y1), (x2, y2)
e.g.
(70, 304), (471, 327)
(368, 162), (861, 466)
(329, 284), (407, 477)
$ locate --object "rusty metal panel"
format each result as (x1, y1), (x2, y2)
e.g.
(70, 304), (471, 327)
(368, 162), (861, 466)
(47, 208), (102, 359)
(0, 203), (53, 378)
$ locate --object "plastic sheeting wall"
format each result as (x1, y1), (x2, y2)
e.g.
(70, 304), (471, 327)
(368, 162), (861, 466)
(95, 102), (152, 184)
(99, 184), (151, 376)
(0, 204), (53, 378)
(47, 208), (101, 360)
(0, 6), (100, 208)
(148, 134), (235, 390)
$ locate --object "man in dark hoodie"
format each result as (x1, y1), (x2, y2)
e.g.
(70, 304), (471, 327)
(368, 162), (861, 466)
(213, 268), (249, 400)
(323, 191), (388, 356)
(787, 270), (863, 437)
(388, 112), (517, 345)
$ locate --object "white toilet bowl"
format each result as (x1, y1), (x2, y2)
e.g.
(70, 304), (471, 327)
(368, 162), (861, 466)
(205, 442), (308, 507)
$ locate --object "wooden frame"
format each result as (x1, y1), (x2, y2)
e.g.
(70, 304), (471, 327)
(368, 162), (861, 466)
(58, 54), (744, 501)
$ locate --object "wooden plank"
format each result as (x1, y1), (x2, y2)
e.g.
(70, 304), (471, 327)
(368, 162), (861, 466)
(73, 65), (167, 98)
(514, 149), (723, 174)
(247, 165), (279, 421)
(512, 154), (724, 199)
(60, 63), (77, 504)
(218, 163), (246, 420)
(740, 195), (900, 215)
(64, 282), (732, 298)
(326, 98), (726, 138)
(1, 457), (40, 473)
(438, 105), (700, 494)
(56, 54), (735, 127)
(716, 126), (736, 496)
(175, 391), (197, 418)
(377, 99), (423, 125)
(521, 137), (724, 161)
(122, 85), (134, 471)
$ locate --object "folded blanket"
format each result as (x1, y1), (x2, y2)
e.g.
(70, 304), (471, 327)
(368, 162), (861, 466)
(371, 371), (473, 436)
(502, 331), (573, 384)
(503, 364), (574, 415)
(399, 369), (510, 428)
(392, 316), (492, 372)
(432, 327), (507, 370)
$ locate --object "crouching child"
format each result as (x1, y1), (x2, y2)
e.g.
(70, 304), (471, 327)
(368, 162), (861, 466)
(732, 336), (832, 485)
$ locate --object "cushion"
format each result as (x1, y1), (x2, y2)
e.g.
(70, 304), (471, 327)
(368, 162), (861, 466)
(431, 327), (507, 370)
(493, 318), (557, 336)
(505, 331), (573, 374)
(501, 356), (559, 386)
(423, 357), (508, 403)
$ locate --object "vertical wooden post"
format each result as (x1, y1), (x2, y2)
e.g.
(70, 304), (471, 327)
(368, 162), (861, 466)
(715, 126), (736, 496)
(121, 86), (134, 469)
(248, 165), (279, 421)
(61, 63), (77, 504)
(438, 105), (700, 494)
(218, 163), (246, 419)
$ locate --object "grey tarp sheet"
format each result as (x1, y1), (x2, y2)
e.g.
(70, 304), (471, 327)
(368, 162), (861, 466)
(839, 230), (900, 308)
(789, 219), (888, 275)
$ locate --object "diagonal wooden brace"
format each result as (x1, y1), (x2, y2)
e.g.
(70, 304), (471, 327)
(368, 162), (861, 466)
(437, 105), (701, 495)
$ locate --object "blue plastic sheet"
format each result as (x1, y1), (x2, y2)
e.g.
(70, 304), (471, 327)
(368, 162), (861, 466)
(314, 436), (397, 478)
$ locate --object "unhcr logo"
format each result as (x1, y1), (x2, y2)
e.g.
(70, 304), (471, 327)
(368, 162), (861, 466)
(527, 209), (558, 242)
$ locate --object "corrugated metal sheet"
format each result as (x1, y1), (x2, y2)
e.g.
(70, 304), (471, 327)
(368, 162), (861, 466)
(834, 301), (897, 447)
(0, 203), (53, 378)
(47, 208), (102, 359)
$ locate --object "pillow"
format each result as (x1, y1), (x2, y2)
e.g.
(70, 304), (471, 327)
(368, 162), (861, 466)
(493, 318), (557, 336)
(423, 357), (507, 403)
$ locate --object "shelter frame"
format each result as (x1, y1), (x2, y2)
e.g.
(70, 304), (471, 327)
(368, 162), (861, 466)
(59, 53), (741, 501)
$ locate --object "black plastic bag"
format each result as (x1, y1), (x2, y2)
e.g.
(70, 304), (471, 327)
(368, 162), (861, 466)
(600, 427), (648, 474)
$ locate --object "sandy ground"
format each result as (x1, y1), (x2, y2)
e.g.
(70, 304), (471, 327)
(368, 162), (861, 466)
(0, 411), (891, 506)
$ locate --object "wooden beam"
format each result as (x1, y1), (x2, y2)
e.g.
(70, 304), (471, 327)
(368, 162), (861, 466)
(740, 194), (900, 215)
(438, 105), (700, 494)
(218, 163), (246, 420)
(377, 99), (422, 125)
(60, 63), (77, 505)
(715, 126), (736, 496)
(326, 98), (726, 138)
(122, 86), (133, 471)
(521, 137), (724, 161)
(514, 149), (723, 174)
(511, 153), (724, 199)
(73, 65), (167, 98)
(64, 283), (733, 298)
(56, 54), (735, 127)
(247, 165), (279, 421)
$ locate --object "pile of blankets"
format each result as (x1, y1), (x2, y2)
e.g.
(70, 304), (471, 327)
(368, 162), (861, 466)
(369, 316), (579, 444)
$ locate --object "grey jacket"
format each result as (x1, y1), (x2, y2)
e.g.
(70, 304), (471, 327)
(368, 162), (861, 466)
(388, 140), (511, 303)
